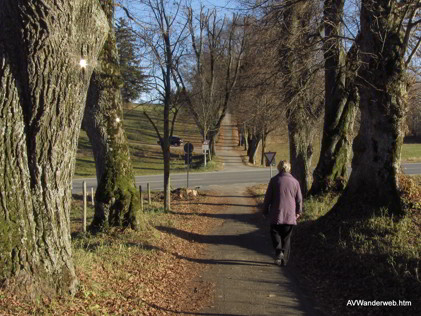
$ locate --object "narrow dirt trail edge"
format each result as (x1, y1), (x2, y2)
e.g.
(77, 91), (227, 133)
(193, 184), (322, 316)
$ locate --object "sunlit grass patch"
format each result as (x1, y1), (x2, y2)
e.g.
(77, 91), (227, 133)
(75, 105), (203, 177)
(348, 208), (419, 258)
(401, 143), (421, 162)
(261, 130), (421, 167)
(301, 193), (339, 221)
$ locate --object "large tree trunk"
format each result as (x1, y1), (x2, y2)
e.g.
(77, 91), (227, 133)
(288, 116), (314, 194)
(0, 0), (107, 297)
(310, 0), (359, 195)
(341, 0), (408, 211)
(163, 100), (171, 211)
(280, 1), (320, 195)
(243, 128), (249, 151)
(82, 0), (140, 231)
(208, 130), (219, 158)
(248, 132), (262, 165)
(261, 131), (266, 166)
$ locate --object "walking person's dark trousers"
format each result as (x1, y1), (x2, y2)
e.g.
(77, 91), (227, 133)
(270, 224), (294, 264)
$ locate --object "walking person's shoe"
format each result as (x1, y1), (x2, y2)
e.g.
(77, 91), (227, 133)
(274, 252), (285, 266)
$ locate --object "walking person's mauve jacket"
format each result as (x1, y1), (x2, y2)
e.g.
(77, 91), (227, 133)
(262, 172), (302, 225)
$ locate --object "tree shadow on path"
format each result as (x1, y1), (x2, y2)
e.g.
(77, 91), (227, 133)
(157, 190), (323, 316)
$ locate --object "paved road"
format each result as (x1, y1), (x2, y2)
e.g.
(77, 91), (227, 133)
(402, 162), (421, 175)
(72, 163), (420, 194)
(72, 113), (421, 193)
(72, 168), (276, 194)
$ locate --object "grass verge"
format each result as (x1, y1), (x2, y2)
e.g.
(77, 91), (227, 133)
(249, 175), (421, 316)
(255, 132), (421, 169)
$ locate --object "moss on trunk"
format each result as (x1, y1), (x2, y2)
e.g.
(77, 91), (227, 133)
(0, 0), (108, 298)
(288, 118), (314, 195)
(310, 0), (359, 195)
(339, 0), (409, 211)
(84, 0), (140, 230)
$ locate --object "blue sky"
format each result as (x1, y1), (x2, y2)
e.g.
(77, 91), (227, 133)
(115, 0), (242, 103)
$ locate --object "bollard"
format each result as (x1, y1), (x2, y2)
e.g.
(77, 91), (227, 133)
(91, 187), (95, 206)
(147, 183), (151, 205)
(83, 181), (87, 233)
(139, 185), (144, 211)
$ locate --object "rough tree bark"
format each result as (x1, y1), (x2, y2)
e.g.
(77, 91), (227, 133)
(82, 0), (140, 230)
(261, 130), (266, 166)
(248, 131), (262, 165)
(0, 0), (107, 297)
(341, 0), (411, 211)
(288, 111), (315, 194)
(310, 0), (359, 194)
(279, 1), (321, 194)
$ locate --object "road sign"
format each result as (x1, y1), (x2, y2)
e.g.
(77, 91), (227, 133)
(264, 152), (276, 166)
(202, 140), (209, 151)
(184, 153), (192, 165)
(264, 152), (277, 179)
(184, 142), (194, 153)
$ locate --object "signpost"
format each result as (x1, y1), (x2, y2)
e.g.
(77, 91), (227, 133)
(184, 142), (194, 188)
(264, 152), (277, 179)
(202, 140), (209, 167)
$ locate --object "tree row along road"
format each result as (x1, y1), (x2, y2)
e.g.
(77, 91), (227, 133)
(72, 114), (421, 194)
(73, 113), (421, 193)
(72, 163), (421, 194)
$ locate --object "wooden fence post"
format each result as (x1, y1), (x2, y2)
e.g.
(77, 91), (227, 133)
(147, 183), (151, 205)
(91, 187), (95, 206)
(139, 185), (144, 211)
(83, 181), (87, 233)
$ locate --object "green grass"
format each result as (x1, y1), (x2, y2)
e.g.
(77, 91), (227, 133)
(259, 131), (420, 168)
(248, 179), (421, 315)
(75, 105), (211, 177)
(263, 136), (322, 168)
(401, 143), (421, 162)
(248, 125), (324, 168)
(76, 107), (421, 177)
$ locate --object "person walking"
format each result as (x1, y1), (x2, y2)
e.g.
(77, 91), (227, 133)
(262, 160), (302, 266)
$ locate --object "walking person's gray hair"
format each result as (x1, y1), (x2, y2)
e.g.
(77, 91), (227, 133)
(277, 160), (291, 173)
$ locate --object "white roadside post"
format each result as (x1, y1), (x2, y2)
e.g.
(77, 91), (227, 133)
(264, 152), (277, 179)
(202, 139), (209, 167)
(83, 181), (87, 233)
